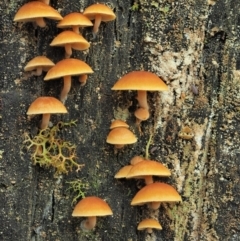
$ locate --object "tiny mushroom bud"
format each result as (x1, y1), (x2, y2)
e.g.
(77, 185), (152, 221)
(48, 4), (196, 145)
(83, 3), (116, 36)
(27, 96), (68, 129)
(44, 58), (93, 103)
(24, 56), (55, 76)
(57, 12), (93, 34)
(14, 1), (63, 28)
(137, 219), (162, 233)
(178, 126), (194, 140)
(110, 119), (129, 129)
(50, 30), (90, 58)
(72, 196), (113, 231)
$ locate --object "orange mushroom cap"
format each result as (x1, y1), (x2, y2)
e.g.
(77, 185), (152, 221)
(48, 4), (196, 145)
(131, 182), (182, 206)
(110, 119), (129, 129)
(112, 71), (168, 91)
(14, 1), (63, 27)
(83, 3), (116, 22)
(137, 219), (162, 232)
(72, 196), (113, 217)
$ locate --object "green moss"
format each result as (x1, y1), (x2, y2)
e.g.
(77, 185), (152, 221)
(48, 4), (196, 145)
(24, 120), (83, 176)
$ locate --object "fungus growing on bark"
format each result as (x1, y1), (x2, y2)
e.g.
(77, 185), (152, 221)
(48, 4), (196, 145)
(126, 160), (171, 185)
(131, 182), (182, 210)
(137, 219), (162, 233)
(13, 1), (63, 28)
(57, 12), (93, 34)
(50, 30), (90, 58)
(112, 71), (168, 122)
(83, 3), (116, 36)
(27, 96), (68, 129)
(178, 126), (194, 140)
(44, 58), (93, 103)
(72, 196), (113, 230)
(24, 56), (55, 76)
(106, 127), (137, 149)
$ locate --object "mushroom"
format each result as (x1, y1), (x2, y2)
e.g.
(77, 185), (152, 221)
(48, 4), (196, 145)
(24, 56), (55, 76)
(83, 3), (116, 36)
(27, 96), (68, 129)
(72, 196), (113, 230)
(131, 182), (182, 210)
(50, 30), (90, 58)
(106, 127), (137, 149)
(57, 12), (93, 34)
(137, 219), (162, 233)
(44, 58), (93, 103)
(130, 156), (145, 165)
(13, 1), (63, 28)
(110, 119), (129, 129)
(126, 160), (171, 185)
(114, 165), (133, 179)
(112, 71), (168, 121)
(38, 0), (50, 4)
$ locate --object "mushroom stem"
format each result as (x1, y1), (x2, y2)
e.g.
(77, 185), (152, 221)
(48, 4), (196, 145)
(114, 144), (125, 149)
(146, 228), (153, 234)
(79, 74), (88, 86)
(40, 113), (51, 129)
(81, 216), (97, 230)
(34, 67), (43, 76)
(64, 44), (72, 58)
(72, 26), (80, 34)
(35, 17), (46, 28)
(144, 175), (154, 185)
(41, 0), (50, 5)
(150, 201), (161, 210)
(136, 90), (149, 110)
(93, 14), (102, 34)
(60, 75), (71, 103)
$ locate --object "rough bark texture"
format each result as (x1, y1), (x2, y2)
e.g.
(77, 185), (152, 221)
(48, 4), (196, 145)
(0, 0), (240, 241)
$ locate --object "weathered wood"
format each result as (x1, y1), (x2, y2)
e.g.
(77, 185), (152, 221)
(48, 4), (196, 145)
(0, 0), (239, 241)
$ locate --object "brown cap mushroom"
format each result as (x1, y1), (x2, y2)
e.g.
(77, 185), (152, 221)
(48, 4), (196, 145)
(57, 12), (93, 34)
(130, 156), (145, 165)
(50, 30), (90, 58)
(27, 96), (68, 129)
(110, 119), (129, 129)
(112, 71), (168, 121)
(106, 127), (137, 149)
(13, 1), (63, 28)
(126, 160), (171, 185)
(83, 3), (116, 35)
(131, 182), (182, 210)
(44, 58), (93, 103)
(72, 196), (113, 230)
(137, 219), (162, 233)
(24, 56), (55, 76)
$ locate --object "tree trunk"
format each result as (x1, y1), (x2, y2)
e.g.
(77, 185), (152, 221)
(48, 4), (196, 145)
(0, 0), (239, 241)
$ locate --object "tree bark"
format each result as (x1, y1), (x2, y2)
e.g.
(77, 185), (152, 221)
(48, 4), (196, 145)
(0, 0), (239, 241)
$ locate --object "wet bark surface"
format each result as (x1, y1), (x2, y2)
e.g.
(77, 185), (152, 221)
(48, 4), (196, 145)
(0, 0), (240, 241)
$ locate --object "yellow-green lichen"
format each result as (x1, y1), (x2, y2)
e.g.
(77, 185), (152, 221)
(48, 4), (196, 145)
(24, 120), (84, 175)
(67, 179), (89, 205)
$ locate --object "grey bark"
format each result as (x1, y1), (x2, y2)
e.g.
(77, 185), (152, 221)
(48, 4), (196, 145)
(0, 0), (239, 241)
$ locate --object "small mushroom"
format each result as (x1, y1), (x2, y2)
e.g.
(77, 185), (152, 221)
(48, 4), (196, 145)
(114, 165), (133, 179)
(50, 30), (90, 58)
(27, 96), (68, 129)
(83, 3), (116, 36)
(178, 126), (194, 140)
(106, 127), (137, 149)
(110, 119), (129, 129)
(131, 182), (182, 210)
(13, 1), (63, 28)
(44, 58), (93, 103)
(72, 196), (113, 231)
(57, 12), (93, 34)
(24, 56), (55, 76)
(126, 160), (171, 185)
(112, 71), (168, 122)
(137, 219), (162, 233)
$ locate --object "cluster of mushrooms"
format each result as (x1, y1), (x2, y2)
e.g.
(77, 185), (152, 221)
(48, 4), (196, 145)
(14, 0), (182, 234)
